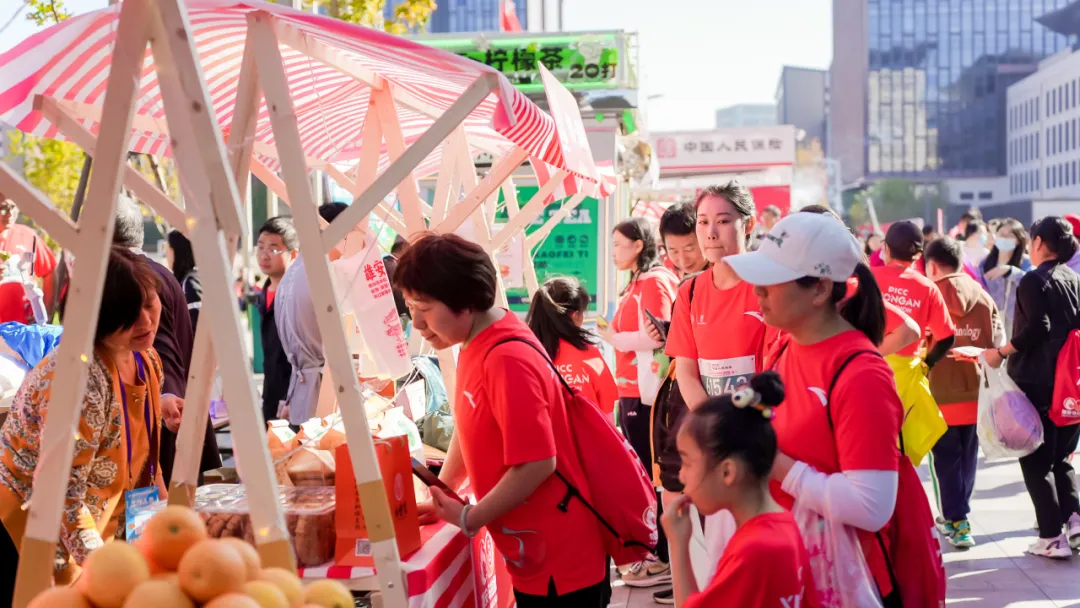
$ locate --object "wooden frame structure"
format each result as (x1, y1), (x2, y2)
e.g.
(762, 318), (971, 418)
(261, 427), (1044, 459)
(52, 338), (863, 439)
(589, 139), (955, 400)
(0, 2), (610, 606)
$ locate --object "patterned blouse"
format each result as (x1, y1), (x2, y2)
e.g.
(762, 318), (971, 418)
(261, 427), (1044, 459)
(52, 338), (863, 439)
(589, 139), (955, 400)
(0, 348), (162, 572)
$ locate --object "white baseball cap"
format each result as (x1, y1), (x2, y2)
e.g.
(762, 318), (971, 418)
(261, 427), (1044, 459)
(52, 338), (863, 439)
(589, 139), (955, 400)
(724, 213), (863, 286)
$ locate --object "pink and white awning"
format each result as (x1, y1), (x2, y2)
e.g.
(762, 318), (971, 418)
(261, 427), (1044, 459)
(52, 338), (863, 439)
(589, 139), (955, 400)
(0, 0), (613, 195)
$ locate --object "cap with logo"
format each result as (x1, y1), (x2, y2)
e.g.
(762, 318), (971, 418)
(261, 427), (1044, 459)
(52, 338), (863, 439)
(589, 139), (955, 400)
(724, 213), (863, 287)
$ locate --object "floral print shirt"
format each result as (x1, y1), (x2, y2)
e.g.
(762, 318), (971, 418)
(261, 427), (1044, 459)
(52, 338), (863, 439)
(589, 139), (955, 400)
(0, 348), (162, 570)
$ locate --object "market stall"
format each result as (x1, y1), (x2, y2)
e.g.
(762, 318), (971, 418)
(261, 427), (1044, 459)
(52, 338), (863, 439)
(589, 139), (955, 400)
(0, 1), (613, 606)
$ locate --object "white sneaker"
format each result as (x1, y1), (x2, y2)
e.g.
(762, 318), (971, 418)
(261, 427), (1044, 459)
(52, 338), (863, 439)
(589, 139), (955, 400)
(1027, 534), (1073, 559)
(1067, 513), (1080, 550)
(620, 558), (672, 588)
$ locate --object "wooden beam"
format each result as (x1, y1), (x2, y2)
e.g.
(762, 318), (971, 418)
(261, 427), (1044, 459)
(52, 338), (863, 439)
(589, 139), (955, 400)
(12, 0), (151, 605)
(435, 146), (528, 234)
(36, 95), (190, 233)
(0, 164), (80, 251)
(226, 27), (263, 202)
(151, 0), (246, 237)
(526, 191), (588, 249)
(250, 159), (290, 205)
(324, 71), (501, 251)
(325, 165), (407, 235)
(490, 170), (566, 251)
(370, 86), (430, 234)
(248, 12), (407, 606)
(429, 128), (463, 224)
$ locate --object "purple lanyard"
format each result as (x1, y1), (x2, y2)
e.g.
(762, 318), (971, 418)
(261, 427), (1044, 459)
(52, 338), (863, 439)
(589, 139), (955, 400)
(119, 353), (153, 486)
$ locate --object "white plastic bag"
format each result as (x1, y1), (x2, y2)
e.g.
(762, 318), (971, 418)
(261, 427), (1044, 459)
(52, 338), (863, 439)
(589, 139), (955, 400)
(977, 360), (1044, 460)
(792, 501), (883, 608)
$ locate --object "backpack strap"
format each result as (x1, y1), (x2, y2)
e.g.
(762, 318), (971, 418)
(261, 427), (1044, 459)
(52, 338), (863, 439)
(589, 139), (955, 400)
(481, 337), (645, 548)
(824, 349), (882, 431)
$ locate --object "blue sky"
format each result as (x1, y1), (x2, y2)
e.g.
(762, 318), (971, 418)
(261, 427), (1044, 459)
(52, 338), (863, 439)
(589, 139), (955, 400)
(0, 0), (833, 131)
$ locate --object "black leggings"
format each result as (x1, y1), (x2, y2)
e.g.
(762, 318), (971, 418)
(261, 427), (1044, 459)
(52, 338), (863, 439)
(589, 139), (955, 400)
(618, 397), (668, 563)
(1019, 411), (1080, 538)
(0, 522), (18, 607)
(514, 575), (611, 608)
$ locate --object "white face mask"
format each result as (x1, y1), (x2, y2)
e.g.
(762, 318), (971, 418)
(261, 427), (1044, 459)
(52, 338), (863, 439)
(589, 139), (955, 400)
(996, 237), (1017, 253)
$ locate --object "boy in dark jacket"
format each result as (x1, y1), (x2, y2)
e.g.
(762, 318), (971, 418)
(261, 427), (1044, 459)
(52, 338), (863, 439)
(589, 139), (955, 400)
(925, 237), (1005, 548)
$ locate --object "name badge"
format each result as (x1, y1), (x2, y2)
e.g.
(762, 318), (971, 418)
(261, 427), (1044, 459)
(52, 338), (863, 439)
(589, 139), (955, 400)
(125, 485), (160, 541)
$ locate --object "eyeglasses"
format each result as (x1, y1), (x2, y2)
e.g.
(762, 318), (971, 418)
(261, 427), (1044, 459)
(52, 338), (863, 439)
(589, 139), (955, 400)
(255, 246), (289, 257)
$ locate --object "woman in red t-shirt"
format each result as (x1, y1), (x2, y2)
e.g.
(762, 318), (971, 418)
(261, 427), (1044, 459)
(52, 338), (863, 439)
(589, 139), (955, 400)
(396, 234), (610, 606)
(601, 217), (678, 584)
(725, 213), (946, 607)
(662, 372), (818, 608)
(526, 276), (618, 415)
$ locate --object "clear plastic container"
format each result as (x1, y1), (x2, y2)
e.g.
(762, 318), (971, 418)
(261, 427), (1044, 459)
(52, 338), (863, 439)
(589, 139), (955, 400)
(132, 485), (337, 567)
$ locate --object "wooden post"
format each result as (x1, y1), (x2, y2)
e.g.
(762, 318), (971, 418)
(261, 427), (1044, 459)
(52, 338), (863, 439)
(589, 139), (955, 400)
(11, 0), (152, 605)
(248, 12), (407, 606)
(434, 146), (528, 234)
(489, 171), (567, 251)
(148, 0), (296, 570)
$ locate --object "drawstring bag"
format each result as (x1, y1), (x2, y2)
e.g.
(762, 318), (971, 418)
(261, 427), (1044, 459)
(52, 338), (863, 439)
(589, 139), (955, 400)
(978, 359), (1043, 459)
(886, 354), (947, 466)
(1050, 329), (1080, 426)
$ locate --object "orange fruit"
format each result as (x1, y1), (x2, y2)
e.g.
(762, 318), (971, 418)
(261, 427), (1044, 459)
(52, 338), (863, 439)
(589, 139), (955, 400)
(204, 593), (261, 608)
(178, 539), (248, 603)
(27, 587), (92, 608)
(141, 505), (208, 570)
(133, 537), (165, 574)
(302, 580), (352, 608)
(82, 542), (151, 608)
(122, 579), (194, 608)
(243, 580), (289, 608)
(258, 568), (304, 607)
(154, 572), (181, 585)
(221, 538), (261, 580)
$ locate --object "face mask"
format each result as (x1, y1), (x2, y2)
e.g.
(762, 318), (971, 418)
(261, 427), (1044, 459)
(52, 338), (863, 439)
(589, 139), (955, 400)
(996, 237), (1017, 253)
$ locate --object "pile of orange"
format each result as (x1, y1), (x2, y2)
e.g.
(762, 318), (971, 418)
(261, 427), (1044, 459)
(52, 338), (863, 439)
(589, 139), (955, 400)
(27, 505), (355, 608)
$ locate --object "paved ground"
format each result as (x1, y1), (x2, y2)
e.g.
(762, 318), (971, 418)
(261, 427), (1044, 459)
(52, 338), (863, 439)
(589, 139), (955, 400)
(614, 455), (1080, 607)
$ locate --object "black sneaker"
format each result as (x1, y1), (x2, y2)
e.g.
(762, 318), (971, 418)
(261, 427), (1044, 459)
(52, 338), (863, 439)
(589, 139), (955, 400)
(653, 587), (674, 605)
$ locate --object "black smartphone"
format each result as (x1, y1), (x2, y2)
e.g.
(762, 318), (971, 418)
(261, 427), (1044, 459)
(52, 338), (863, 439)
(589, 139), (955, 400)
(644, 308), (668, 341)
(411, 457), (467, 504)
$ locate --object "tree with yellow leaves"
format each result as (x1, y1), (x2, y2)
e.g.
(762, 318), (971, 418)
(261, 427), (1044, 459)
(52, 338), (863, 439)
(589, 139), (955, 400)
(306, 0), (438, 35)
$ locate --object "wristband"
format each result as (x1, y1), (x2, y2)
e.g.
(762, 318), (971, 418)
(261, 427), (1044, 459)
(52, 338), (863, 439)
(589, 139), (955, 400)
(459, 504), (477, 538)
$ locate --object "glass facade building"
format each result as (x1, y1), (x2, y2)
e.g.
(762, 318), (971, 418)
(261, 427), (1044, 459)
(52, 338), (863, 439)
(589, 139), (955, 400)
(385, 0), (529, 33)
(866, 0), (1070, 179)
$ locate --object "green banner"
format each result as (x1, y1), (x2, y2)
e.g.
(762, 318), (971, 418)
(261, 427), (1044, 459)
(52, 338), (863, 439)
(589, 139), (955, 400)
(418, 34), (620, 93)
(496, 186), (600, 313)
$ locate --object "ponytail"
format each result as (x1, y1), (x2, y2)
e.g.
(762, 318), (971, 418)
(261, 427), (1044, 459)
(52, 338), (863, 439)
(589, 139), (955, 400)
(840, 263), (886, 346)
(1031, 216), (1079, 264)
(526, 276), (594, 359)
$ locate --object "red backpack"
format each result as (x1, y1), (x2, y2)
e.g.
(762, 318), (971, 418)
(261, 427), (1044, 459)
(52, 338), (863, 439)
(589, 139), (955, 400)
(1051, 330), (1080, 426)
(487, 338), (659, 566)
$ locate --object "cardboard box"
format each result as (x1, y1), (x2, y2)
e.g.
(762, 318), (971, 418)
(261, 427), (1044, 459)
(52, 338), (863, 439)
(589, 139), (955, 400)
(334, 437), (421, 566)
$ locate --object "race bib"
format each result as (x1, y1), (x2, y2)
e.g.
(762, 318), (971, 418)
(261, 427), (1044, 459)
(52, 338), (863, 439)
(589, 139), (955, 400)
(699, 356), (756, 397)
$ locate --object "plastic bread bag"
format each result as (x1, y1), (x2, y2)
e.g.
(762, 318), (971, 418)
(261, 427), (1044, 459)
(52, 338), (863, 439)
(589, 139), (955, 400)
(977, 360), (1043, 460)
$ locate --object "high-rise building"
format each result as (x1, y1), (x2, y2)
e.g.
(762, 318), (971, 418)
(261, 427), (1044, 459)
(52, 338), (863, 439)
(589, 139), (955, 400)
(715, 104), (777, 129)
(385, 0), (529, 33)
(776, 66), (828, 147)
(830, 0), (1071, 185)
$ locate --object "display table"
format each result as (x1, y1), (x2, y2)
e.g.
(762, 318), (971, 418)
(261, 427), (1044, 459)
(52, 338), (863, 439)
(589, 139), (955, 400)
(298, 521), (514, 607)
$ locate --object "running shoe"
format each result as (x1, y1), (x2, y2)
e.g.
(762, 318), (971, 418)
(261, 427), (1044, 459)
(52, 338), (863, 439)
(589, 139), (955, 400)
(652, 587), (674, 605)
(620, 558), (672, 588)
(1067, 513), (1080, 549)
(935, 516), (953, 536)
(1027, 534), (1073, 559)
(949, 520), (976, 549)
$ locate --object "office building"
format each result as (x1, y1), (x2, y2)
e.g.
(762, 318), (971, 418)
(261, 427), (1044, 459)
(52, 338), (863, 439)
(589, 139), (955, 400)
(385, 0), (529, 33)
(830, 0), (1071, 185)
(715, 104), (777, 129)
(776, 66), (827, 147)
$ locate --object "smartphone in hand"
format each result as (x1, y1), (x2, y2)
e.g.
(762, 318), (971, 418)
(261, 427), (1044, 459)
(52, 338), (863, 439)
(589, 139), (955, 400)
(643, 308), (668, 342)
(411, 457), (466, 504)
(595, 316), (610, 329)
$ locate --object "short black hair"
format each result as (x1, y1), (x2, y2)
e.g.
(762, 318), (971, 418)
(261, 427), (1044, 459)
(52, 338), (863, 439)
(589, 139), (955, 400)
(658, 202), (696, 240)
(391, 236), (409, 256)
(922, 224), (935, 237)
(393, 232), (496, 313)
(961, 209), (982, 223)
(963, 219), (986, 241)
(258, 216), (299, 251)
(318, 202), (349, 224)
(113, 193), (145, 249)
(166, 230), (196, 283)
(97, 246), (161, 344)
(924, 237), (962, 271)
(885, 220), (924, 262)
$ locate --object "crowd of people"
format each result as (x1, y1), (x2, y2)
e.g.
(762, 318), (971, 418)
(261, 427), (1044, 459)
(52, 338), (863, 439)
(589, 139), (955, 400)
(1, 179), (1079, 607)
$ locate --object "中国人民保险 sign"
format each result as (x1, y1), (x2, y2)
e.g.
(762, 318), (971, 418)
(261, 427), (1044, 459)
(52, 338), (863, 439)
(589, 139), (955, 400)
(649, 126), (797, 176)
(416, 33), (623, 93)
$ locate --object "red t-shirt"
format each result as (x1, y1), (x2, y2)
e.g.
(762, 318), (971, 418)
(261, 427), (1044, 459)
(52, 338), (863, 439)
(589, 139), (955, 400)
(684, 512), (819, 608)
(665, 271), (778, 397)
(455, 313), (607, 596)
(872, 263), (956, 357)
(266, 288), (277, 310)
(612, 268), (678, 398)
(554, 340), (618, 414)
(1, 224), (56, 279)
(768, 330), (903, 596)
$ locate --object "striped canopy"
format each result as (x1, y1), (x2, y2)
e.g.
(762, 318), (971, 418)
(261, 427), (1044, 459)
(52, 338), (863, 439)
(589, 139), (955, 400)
(0, 0), (614, 195)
